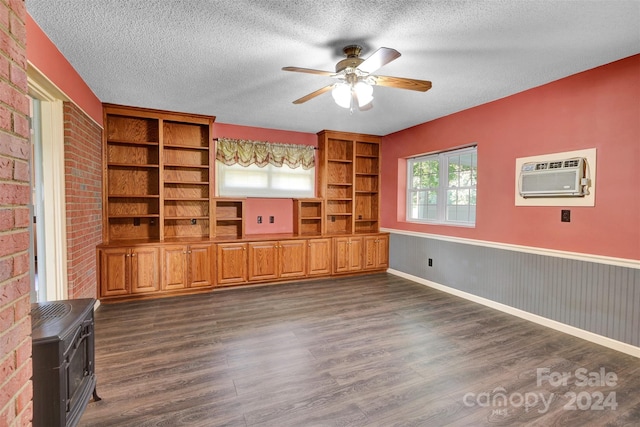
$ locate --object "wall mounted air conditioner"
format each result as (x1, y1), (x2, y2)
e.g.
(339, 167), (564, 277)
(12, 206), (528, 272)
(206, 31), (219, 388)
(518, 157), (589, 198)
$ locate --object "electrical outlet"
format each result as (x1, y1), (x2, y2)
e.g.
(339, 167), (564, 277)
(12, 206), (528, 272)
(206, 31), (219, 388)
(428, 258), (433, 267)
(561, 210), (571, 222)
(269, 216), (274, 223)
(257, 216), (262, 224)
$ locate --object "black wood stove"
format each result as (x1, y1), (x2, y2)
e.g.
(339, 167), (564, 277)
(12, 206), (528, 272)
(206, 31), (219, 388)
(31, 298), (100, 427)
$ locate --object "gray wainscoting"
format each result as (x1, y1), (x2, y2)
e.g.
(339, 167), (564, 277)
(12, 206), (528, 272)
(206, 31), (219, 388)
(389, 232), (640, 347)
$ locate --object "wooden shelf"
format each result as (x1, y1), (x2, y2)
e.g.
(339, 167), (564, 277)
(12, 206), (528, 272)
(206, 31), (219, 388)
(108, 163), (159, 168)
(214, 199), (245, 238)
(107, 139), (158, 147)
(163, 144), (209, 151)
(108, 214), (159, 218)
(293, 199), (324, 236)
(103, 104), (215, 243)
(318, 130), (380, 235)
(108, 194), (160, 198)
(163, 180), (209, 185)
(163, 163), (209, 169)
(164, 216), (209, 220)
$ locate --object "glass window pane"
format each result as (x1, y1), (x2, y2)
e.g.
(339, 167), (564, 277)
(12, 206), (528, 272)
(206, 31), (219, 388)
(407, 147), (476, 225)
(447, 189), (458, 205)
(217, 162), (314, 197)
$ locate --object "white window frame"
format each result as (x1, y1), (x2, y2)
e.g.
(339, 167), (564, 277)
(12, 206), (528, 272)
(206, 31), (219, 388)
(216, 161), (315, 198)
(407, 146), (477, 226)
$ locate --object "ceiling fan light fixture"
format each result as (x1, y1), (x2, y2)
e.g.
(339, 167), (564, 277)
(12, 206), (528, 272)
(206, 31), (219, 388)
(332, 81), (374, 109)
(332, 83), (352, 108)
(354, 81), (373, 107)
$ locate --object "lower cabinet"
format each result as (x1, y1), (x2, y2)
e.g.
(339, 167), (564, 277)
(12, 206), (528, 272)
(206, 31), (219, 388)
(363, 234), (389, 270)
(161, 244), (215, 290)
(248, 240), (307, 281)
(99, 246), (160, 298)
(98, 233), (388, 301)
(216, 242), (248, 286)
(333, 236), (363, 274)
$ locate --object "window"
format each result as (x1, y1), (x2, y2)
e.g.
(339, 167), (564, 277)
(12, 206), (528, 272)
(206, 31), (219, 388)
(215, 138), (315, 198)
(216, 162), (315, 198)
(407, 146), (477, 225)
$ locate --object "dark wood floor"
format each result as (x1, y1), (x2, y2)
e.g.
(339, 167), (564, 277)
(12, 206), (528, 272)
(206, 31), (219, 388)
(80, 273), (640, 427)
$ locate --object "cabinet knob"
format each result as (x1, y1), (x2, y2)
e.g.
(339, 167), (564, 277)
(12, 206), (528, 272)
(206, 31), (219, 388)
(131, 253), (136, 257)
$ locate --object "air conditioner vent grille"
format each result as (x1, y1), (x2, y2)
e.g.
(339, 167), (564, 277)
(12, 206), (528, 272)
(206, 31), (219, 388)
(549, 161), (563, 169)
(535, 162), (547, 170)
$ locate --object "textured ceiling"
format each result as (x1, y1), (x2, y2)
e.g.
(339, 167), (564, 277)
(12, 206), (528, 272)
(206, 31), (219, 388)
(26, 0), (640, 136)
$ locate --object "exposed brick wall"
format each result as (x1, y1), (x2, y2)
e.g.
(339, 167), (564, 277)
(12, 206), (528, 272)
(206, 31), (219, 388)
(0, 1), (33, 426)
(63, 102), (102, 299)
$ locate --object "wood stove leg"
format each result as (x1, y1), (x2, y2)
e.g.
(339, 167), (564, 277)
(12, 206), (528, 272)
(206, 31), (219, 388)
(92, 386), (102, 402)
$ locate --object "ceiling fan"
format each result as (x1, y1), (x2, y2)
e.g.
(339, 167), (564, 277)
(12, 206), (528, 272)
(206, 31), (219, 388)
(283, 45), (432, 111)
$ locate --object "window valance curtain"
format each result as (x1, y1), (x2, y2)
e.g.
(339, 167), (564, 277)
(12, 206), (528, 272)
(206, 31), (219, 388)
(216, 137), (315, 170)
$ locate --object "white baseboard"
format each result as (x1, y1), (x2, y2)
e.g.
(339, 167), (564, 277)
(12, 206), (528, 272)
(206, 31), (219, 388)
(388, 268), (640, 359)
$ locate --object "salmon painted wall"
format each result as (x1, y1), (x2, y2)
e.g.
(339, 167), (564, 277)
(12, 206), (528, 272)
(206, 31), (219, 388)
(213, 123), (317, 235)
(26, 14), (103, 125)
(381, 55), (640, 260)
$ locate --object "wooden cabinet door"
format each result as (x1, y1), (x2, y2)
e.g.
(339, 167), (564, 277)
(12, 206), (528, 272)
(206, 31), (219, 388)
(363, 236), (379, 270)
(188, 244), (214, 288)
(348, 236), (363, 271)
(307, 238), (331, 276)
(217, 243), (247, 285)
(100, 247), (130, 297)
(162, 245), (188, 290)
(131, 247), (160, 294)
(333, 237), (350, 273)
(279, 240), (307, 279)
(376, 234), (389, 269)
(248, 241), (279, 282)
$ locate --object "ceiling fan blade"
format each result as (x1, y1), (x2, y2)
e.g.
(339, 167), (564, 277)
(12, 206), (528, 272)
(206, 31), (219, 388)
(282, 66), (334, 77)
(358, 47), (401, 74)
(372, 75), (432, 92)
(292, 85), (333, 104)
